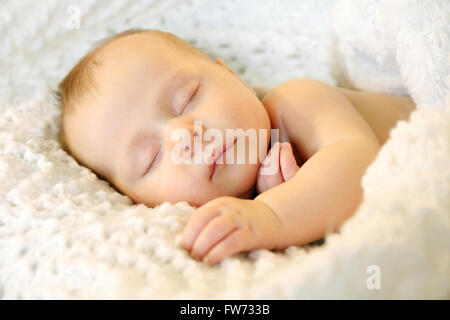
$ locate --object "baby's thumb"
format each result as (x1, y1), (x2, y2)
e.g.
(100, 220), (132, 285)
(256, 142), (283, 193)
(280, 142), (300, 181)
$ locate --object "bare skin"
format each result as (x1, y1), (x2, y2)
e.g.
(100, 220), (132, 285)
(181, 79), (416, 265)
(338, 88), (416, 145)
(64, 31), (418, 266)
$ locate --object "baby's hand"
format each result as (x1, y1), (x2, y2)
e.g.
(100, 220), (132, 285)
(181, 196), (282, 265)
(257, 142), (300, 194)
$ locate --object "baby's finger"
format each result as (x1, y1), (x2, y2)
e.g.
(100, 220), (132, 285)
(258, 142), (283, 185)
(256, 165), (269, 193)
(190, 214), (239, 260)
(280, 142), (300, 181)
(203, 229), (255, 266)
(181, 205), (221, 252)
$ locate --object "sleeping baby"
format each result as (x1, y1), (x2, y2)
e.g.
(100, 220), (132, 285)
(55, 29), (416, 265)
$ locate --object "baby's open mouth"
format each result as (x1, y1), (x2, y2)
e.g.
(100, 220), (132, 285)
(208, 137), (238, 179)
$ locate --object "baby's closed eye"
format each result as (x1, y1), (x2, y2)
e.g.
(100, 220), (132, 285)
(172, 79), (199, 115)
(138, 140), (162, 177)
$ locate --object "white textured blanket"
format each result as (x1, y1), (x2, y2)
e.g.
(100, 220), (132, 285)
(0, 0), (449, 299)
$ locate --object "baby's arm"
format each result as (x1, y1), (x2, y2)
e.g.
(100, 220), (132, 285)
(255, 79), (381, 248)
(256, 139), (379, 248)
(181, 79), (380, 264)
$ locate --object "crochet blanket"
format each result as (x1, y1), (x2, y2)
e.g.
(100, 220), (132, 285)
(0, 0), (449, 299)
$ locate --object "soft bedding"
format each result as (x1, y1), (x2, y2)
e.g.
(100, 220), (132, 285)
(0, 0), (449, 299)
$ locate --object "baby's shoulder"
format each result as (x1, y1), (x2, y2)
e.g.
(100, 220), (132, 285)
(260, 78), (376, 159)
(260, 78), (336, 159)
(259, 78), (340, 122)
(261, 78), (335, 107)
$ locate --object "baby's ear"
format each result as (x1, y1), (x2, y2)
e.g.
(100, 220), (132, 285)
(215, 58), (256, 95)
(215, 58), (236, 75)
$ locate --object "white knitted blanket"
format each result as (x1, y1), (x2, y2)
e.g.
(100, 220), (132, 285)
(0, 0), (449, 299)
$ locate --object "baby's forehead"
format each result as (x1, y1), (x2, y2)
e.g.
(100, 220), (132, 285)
(93, 35), (180, 83)
(90, 32), (205, 103)
(97, 32), (179, 64)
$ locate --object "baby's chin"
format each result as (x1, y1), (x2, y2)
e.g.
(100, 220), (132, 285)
(131, 161), (260, 207)
(185, 184), (256, 207)
(162, 163), (257, 207)
(213, 162), (259, 197)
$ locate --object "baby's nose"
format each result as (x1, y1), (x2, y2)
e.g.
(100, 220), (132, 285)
(178, 128), (203, 160)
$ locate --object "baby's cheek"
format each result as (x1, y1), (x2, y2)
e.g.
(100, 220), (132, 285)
(146, 173), (214, 207)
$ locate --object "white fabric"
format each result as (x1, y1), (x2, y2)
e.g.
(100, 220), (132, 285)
(0, 0), (449, 299)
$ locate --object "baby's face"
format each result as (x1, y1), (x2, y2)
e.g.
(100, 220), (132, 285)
(67, 32), (271, 207)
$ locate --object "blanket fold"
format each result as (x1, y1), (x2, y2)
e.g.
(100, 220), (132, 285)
(0, 0), (448, 299)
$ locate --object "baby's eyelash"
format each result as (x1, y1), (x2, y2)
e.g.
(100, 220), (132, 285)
(143, 144), (162, 176)
(180, 84), (199, 114)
